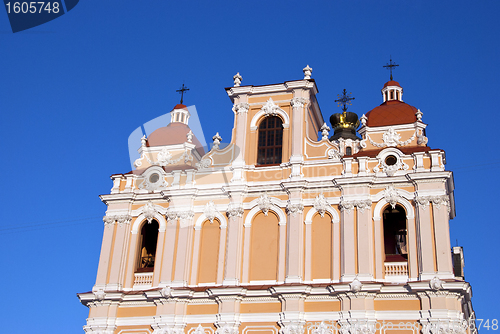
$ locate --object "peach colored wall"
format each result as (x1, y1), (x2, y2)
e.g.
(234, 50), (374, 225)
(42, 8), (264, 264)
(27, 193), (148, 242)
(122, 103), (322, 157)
(197, 220), (221, 284)
(312, 214), (332, 280)
(240, 302), (281, 313)
(304, 300), (341, 312)
(374, 300), (420, 310)
(117, 306), (157, 317)
(186, 304), (219, 315)
(249, 212), (279, 281)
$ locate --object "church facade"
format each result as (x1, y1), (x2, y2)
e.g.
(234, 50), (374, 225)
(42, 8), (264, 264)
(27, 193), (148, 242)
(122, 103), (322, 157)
(78, 66), (476, 334)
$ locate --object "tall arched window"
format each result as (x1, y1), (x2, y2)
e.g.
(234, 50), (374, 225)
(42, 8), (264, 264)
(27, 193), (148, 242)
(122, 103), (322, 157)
(257, 116), (283, 165)
(137, 220), (159, 272)
(382, 205), (408, 262)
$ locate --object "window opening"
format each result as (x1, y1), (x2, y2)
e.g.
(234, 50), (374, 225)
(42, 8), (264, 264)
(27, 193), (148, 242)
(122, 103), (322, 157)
(137, 220), (159, 272)
(383, 204), (408, 262)
(345, 147), (352, 155)
(257, 116), (283, 165)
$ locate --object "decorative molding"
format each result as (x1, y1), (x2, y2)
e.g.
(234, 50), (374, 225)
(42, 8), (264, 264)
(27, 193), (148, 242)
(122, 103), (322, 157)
(384, 185), (401, 209)
(226, 203), (244, 218)
(152, 327), (185, 334)
(291, 97), (307, 108)
(203, 201), (219, 223)
(186, 130), (194, 143)
(212, 133), (222, 150)
(429, 276), (443, 290)
(233, 72), (242, 87)
(286, 200), (304, 216)
(349, 278), (362, 293)
(338, 319), (376, 334)
(313, 194), (330, 218)
(215, 324), (239, 334)
(160, 286), (171, 298)
(327, 148), (341, 160)
(165, 207), (178, 223)
(164, 207), (195, 224)
(279, 322), (304, 334)
(257, 193), (273, 216)
(355, 199), (372, 213)
(303, 65), (312, 79)
(366, 127), (416, 148)
(156, 147), (193, 166)
(320, 123), (330, 140)
(262, 98), (284, 116)
(339, 198), (355, 213)
(139, 170), (168, 192)
(311, 322), (333, 334)
(420, 320), (467, 334)
(233, 102), (250, 114)
(415, 195), (450, 210)
(196, 158), (212, 170)
(143, 201), (158, 223)
(339, 198), (371, 213)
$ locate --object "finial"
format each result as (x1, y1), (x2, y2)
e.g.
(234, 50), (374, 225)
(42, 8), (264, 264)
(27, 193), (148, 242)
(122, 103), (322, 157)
(335, 89), (355, 112)
(320, 123), (330, 140)
(360, 114), (367, 126)
(416, 109), (423, 121)
(212, 132), (222, 150)
(233, 72), (242, 87)
(176, 83), (189, 104)
(141, 135), (147, 148)
(303, 65), (312, 79)
(383, 56), (399, 81)
(186, 130), (193, 143)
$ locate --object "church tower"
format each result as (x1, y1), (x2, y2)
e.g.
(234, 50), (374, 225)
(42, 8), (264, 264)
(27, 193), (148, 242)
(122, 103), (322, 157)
(79, 65), (475, 334)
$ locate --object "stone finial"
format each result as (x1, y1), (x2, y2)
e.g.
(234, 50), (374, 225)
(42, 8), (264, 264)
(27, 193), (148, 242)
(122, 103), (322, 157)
(141, 135), (147, 148)
(212, 132), (222, 150)
(233, 72), (242, 87)
(303, 65), (312, 79)
(320, 123), (330, 140)
(186, 130), (193, 143)
(416, 109), (423, 121)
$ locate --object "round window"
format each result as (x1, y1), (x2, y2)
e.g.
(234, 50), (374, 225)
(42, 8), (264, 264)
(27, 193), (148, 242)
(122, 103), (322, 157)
(149, 173), (160, 183)
(385, 155), (398, 166)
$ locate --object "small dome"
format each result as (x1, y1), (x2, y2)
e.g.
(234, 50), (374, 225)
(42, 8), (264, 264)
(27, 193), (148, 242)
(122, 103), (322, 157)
(365, 100), (418, 127)
(147, 122), (205, 156)
(174, 104), (187, 109)
(383, 80), (401, 88)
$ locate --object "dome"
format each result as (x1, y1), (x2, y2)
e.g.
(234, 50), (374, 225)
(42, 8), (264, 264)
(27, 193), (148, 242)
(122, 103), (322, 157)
(383, 80), (401, 88)
(365, 100), (418, 127)
(147, 122), (205, 156)
(174, 104), (187, 109)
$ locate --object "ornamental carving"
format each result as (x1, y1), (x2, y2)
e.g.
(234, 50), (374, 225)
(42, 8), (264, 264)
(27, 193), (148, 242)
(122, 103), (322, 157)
(152, 327), (185, 334)
(139, 172), (168, 192)
(279, 323), (304, 334)
(143, 201), (158, 223)
(194, 325), (207, 334)
(366, 128), (416, 148)
(339, 198), (355, 213)
(160, 286), (171, 298)
(328, 148), (341, 160)
(320, 123), (330, 140)
(203, 201), (219, 223)
(257, 193), (273, 216)
(384, 185), (401, 209)
(314, 194), (330, 218)
(232, 102), (249, 114)
(339, 320), (376, 334)
(103, 214), (132, 226)
(421, 320), (467, 334)
(415, 195), (450, 210)
(216, 324), (239, 334)
(373, 154), (409, 176)
(261, 98), (282, 116)
(339, 198), (371, 213)
(429, 276), (443, 290)
(355, 199), (372, 213)
(93, 289), (105, 301)
(291, 97), (307, 108)
(312, 322), (333, 334)
(286, 200), (304, 216)
(196, 158), (212, 170)
(350, 278), (363, 292)
(165, 207), (178, 223)
(226, 203), (244, 219)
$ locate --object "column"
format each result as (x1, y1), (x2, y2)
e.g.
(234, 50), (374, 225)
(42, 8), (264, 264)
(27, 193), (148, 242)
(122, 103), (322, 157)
(223, 202), (245, 285)
(340, 199), (356, 281)
(285, 191), (304, 283)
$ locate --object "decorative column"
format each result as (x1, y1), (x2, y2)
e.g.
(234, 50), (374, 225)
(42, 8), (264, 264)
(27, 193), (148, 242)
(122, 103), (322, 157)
(95, 216), (118, 289)
(355, 199), (374, 281)
(231, 101), (250, 183)
(431, 195), (454, 277)
(172, 209), (195, 286)
(289, 96), (307, 179)
(285, 189), (305, 283)
(223, 202), (245, 285)
(106, 214), (132, 290)
(339, 198), (356, 282)
(159, 208), (179, 286)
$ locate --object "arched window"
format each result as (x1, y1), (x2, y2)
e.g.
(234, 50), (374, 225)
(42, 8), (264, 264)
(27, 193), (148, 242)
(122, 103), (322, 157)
(257, 116), (283, 165)
(137, 220), (159, 272)
(345, 147), (352, 155)
(382, 204), (408, 262)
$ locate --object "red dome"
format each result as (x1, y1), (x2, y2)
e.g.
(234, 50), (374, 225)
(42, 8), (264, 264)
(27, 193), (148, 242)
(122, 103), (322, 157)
(147, 122), (205, 156)
(174, 104), (187, 109)
(383, 80), (401, 88)
(365, 100), (418, 127)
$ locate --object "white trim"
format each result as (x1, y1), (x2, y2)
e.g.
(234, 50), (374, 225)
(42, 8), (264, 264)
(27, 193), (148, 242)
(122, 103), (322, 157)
(131, 211), (167, 234)
(244, 204), (286, 227)
(194, 212), (228, 229)
(304, 206), (339, 224)
(249, 108), (290, 131)
(373, 195), (415, 220)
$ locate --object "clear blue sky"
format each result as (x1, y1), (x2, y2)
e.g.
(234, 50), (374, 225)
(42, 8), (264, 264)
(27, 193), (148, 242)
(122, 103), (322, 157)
(0, 1), (498, 333)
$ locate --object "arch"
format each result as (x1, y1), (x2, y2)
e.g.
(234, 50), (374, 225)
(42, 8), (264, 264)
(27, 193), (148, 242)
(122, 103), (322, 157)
(257, 116), (283, 165)
(137, 219), (160, 271)
(250, 108), (290, 131)
(373, 196), (414, 221)
(382, 204), (408, 260)
(197, 219), (222, 284)
(131, 211), (167, 234)
(195, 211), (227, 230)
(304, 206), (339, 224)
(244, 203), (286, 227)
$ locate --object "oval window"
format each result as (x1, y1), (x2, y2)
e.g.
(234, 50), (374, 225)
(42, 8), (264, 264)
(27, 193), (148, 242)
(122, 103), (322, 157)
(149, 173), (160, 183)
(385, 155), (398, 166)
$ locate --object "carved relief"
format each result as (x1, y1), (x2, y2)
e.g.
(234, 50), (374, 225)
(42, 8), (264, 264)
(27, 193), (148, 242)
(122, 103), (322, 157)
(262, 98), (283, 116)
(328, 148), (341, 160)
(291, 97), (307, 108)
(143, 201), (158, 223)
(286, 200), (304, 216)
(366, 127), (416, 148)
(384, 185), (401, 209)
(257, 193), (273, 216)
(226, 203), (244, 219)
(232, 102), (249, 114)
(203, 201), (219, 223)
(313, 194), (330, 218)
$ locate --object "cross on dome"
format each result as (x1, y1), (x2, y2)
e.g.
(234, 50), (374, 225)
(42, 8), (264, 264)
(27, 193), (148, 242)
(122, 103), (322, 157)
(176, 83), (189, 104)
(383, 56), (399, 81)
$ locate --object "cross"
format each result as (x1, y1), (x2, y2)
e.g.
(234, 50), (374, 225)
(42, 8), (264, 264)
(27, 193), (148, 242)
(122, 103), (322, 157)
(335, 89), (355, 112)
(383, 56), (399, 81)
(176, 83), (189, 104)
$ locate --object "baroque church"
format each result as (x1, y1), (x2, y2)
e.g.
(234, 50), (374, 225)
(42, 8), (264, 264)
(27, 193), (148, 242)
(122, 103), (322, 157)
(78, 64), (476, 334)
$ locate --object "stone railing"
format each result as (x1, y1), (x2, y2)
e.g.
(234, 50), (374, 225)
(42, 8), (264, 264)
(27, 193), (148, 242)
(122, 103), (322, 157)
(134, 272), (153, 287)
(384, 261), (408, 276)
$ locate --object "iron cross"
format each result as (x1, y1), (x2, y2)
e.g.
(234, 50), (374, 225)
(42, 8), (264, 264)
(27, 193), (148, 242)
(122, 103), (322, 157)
(176, 83), (189, 104)
(335, 89), (355, 112)
(383, 56), (399, 81)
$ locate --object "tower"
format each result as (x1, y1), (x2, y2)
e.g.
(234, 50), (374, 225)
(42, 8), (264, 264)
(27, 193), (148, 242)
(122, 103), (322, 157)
(78, 67), (475, 334)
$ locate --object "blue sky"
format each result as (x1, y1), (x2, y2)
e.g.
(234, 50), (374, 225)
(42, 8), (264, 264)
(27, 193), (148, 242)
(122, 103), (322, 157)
(0, 1), (498, 333)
